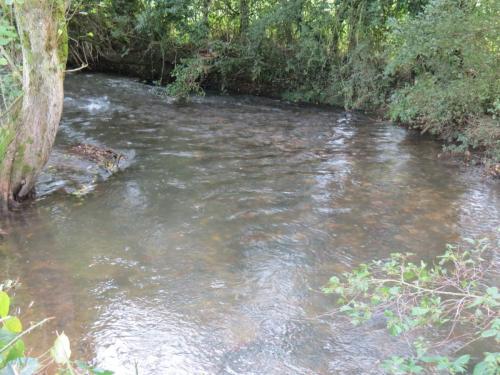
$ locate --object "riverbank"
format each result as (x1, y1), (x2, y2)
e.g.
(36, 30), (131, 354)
(67, 62), (500, 178)
(67, 0), (499, 170)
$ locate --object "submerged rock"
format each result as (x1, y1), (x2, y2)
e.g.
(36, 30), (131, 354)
(36, 143), (132, 198)
(487, 163), (500, 178)
(68, 143), (124, 172)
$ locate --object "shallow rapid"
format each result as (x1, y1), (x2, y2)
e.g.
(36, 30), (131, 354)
(1, 74), (498, 374)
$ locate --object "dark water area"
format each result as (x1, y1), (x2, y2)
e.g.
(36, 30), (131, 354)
(1, 74), (498, 374)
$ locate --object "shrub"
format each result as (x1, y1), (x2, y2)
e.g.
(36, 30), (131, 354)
(387, 0), (500, 161)
(165, 56), (208, 101)
(323, 235), (500, 374)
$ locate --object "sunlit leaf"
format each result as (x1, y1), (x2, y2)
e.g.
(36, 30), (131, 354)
(4, 339), (25, 363)
(92, 369), (114, 375)
(0, 291), (10, 318)
(0, 327), (16, 348)
(4, 317), (22, 333)
(1, 357), (40, 375)
(51, 332), (71, 364)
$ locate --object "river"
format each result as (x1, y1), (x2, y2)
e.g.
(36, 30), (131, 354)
(0, 74), (498, 374)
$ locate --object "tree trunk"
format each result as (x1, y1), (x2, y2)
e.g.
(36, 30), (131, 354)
(239, 0), (249, 37)
(202, 0), (211, 33)
(0, 0), (68, 211)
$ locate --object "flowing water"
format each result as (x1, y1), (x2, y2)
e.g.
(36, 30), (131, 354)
(0, 74), (499, 374)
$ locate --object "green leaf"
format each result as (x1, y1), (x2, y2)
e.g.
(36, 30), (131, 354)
(92, 369), (114, 375)
(421, 355), (443, 363)
(486, 287), (499, 299)
(328, 276), (340, 285)
(473, 353), (500, 375)
(407, 363), (424, 374)
(4, 339), (25, 364)
(0, 291), (10, 318)
(411, 307), (429, 316)
(469, 296), (485, 307)
(0, 327), (16, 347)
(51, 332), (71, 364)
(75, 360), (90, 370)
(452, 354), (471, 372)
(403, 270), (416, 281)
(481, 329), (498, 338)
(0, 357), (40, 375)
(388, 322), (404, 336)
(389, 286), (400, 296)
(4, 317), (22, 333)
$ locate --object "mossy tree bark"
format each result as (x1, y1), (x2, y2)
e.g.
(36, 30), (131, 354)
(0, 0), (68, 211)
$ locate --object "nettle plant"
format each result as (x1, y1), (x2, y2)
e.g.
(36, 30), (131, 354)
(323, 236), (500, 374)
(0, 281), (111, 375)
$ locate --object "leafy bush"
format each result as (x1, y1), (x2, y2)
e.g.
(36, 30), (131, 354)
(323, 236), (500, 374)
(387, 0), (500, 161)
(165, 56), (208, 101)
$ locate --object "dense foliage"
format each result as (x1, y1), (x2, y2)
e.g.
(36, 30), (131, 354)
(66, 0), (499, 161)
(387, 0), (500, 162)
(323, 236), (500, 374)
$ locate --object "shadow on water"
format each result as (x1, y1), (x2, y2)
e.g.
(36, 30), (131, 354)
(0, 73), (498, 374)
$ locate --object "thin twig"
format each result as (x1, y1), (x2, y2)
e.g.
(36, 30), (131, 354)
(65, 63), (88, 73)
(374, 278), (482, 299)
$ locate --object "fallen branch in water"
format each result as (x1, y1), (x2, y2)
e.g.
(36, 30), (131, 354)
(65, 63), (88, 73)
